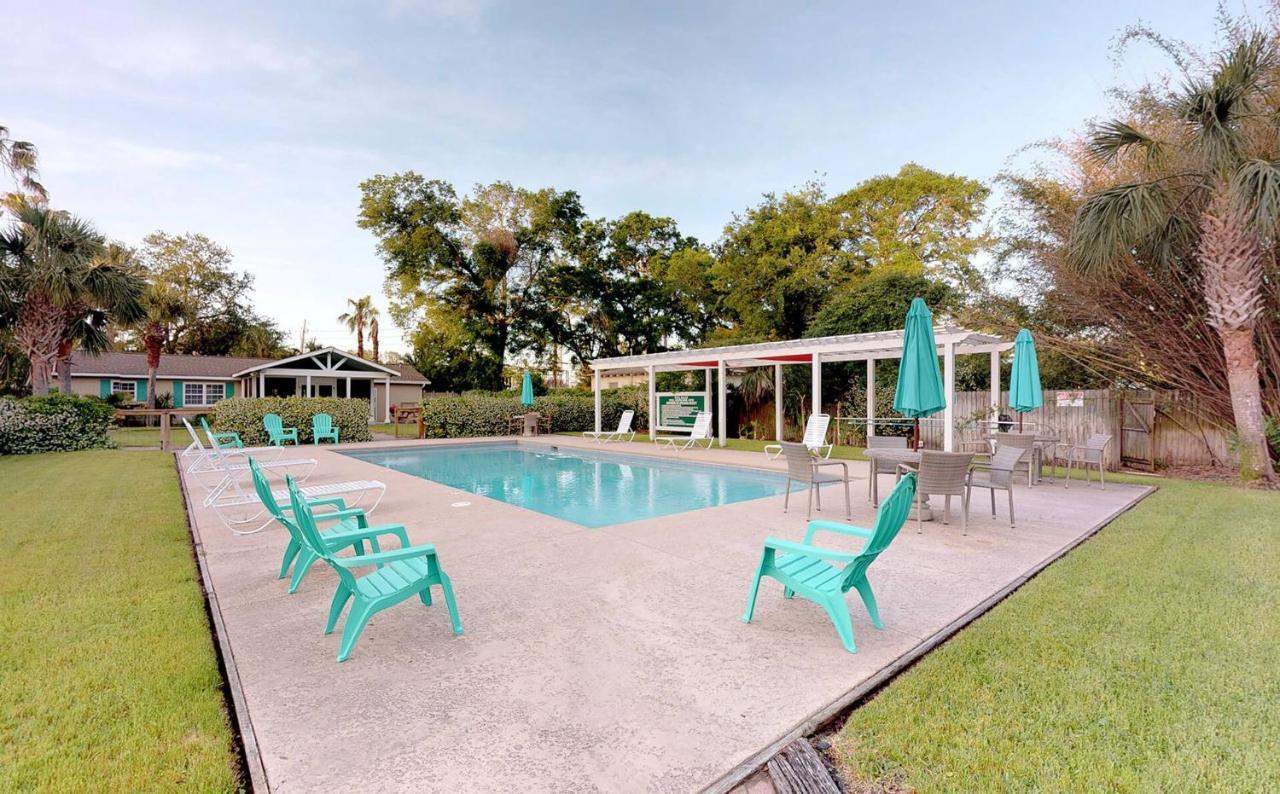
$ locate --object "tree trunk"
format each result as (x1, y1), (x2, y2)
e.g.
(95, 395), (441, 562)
(1197, 190), (1275, 481)
(1219, 325), (1275, 481)
(56, 339), (73, 395)
(356, 326), (364, 358)
(371, 322), (379, 363)
(145, 324), (165, 412)
(15, 292), (63, 395)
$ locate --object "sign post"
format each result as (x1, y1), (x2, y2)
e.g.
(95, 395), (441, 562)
(655, 392), (707, 431)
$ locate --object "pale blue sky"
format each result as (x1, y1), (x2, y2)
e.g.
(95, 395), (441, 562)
(2, 0), (1241, 352)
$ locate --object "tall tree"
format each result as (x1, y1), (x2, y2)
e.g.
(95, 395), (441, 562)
(1068, 31), (1279, 481)
(521, 211), (711, 363)
(359, 174), (585, 389)
(134, 232), (258, 355)
(338, 295), (379, 359)
(0, 204), (143, 393)
(135, 282), (188, 410)
(0, 125), (46, 201)
(713, 166), (989, 340)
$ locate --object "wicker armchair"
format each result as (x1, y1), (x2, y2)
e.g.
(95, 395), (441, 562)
(866, 435), (909, 501)
(965, 445), (1026, 527)
(780, 441), (851, 519)
(900, 451), (975, 534)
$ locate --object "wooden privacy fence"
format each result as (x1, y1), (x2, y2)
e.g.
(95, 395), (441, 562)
(833, 389), (1234, 471)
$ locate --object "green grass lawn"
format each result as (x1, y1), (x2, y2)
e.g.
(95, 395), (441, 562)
(109, 426), (164, 448)
(834, 475), (1280, 792)
(0, 450), (239, 791)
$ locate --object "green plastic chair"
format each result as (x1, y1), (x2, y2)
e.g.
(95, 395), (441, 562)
(742, 472), (917, 653)
(248, 458), (408, 593)
(200, 416), (243, 449)
(263, 412), (299, 446)
(285, 474), (463, 662)
(311, 413), (339, 445)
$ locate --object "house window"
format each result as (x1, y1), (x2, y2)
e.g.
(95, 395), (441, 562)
(110, 380), (137, 400)
(184, 382), (224, 407)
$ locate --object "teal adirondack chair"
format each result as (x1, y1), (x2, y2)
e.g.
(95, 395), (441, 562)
(743, 472), (917, 653)
(263, 413), (299, 446)
(200, 416), (243, 449)
(311, 413), (339, 445)
(248, 458), (408, 593)
(285, 474), (463, 662)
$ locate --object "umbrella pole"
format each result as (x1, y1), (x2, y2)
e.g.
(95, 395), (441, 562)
(1018, 413), (1023, 432)
(912, 418), (920, 451)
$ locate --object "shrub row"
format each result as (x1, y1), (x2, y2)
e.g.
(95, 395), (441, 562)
(0, 394), (115, 455)
(418, 388), (648, 439)
(211, 397), (374, 445)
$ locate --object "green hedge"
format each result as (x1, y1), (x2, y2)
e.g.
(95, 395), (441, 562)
(210, 397), (374, 445)
(0, 395), (115, 455)
(419, 388), (648, 439)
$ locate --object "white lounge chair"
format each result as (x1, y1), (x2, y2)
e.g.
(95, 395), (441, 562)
(179, 417), (292, 475)
(656, 411), (715, 450)
(763, 413), (833, 460)
(584, 410), (636, 443)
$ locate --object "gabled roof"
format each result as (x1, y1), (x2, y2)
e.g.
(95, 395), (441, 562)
(230, 347), (401, 377)
(589, 325), (1011, 372)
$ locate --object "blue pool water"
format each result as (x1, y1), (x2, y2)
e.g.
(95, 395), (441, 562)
(341, 443), (789, 528)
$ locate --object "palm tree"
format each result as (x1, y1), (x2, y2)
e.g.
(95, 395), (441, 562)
(0, 125), (46, 201)
(0, 204), (144, 394)
(1070, 32), (1278, 481)
(136, 282), (188, 410)
(338, 296), (379, 360)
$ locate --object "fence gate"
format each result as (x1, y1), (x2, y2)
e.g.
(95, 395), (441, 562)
(1119, 394), (1156, 471)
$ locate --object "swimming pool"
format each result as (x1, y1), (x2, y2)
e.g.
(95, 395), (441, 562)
(341, 443), (789, 528)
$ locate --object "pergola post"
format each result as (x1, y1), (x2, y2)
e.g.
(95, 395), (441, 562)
(943, 342), (956, 451)
(646, 365), (657, 441)
(716, 359), (727, 447)
(258, 372), (265, 396)
(866, 358), (876, 441)
(592, 369), (602, 433)
(811, 352), (822, 416)
(773, 363), (783, 441)
(703, 368), (712, 420)
(989, 350), (1001, 430)
(305, 373), (312, 398)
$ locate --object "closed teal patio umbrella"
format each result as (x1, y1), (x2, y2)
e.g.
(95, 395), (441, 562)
(520, 372), (535, 407)
(893, 297), (947, 450)
(1008, 329), (1043, 431)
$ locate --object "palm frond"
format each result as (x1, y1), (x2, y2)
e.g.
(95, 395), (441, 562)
(1087, 121), (1162, 165)
(1068, 182), (1172, 273)
(1231, 158), (1280, 239)
(1179, 30), (1277, 173)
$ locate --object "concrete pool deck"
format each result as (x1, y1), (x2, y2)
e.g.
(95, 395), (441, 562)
(181, 435), (1152, 792)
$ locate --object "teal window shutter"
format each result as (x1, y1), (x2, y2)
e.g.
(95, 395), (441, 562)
(136, 379), (147, 402)
(225, 382), (234, 399)
(99, 378), (110, 398)
(173, 380), (184, 408)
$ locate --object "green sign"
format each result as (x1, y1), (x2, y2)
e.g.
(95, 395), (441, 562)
(656, 392), (706, 430)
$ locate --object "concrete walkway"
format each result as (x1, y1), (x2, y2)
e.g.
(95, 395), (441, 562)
(181, 436), (1150, 793)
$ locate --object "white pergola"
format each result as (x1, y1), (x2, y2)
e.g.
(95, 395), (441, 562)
(232, 347), (401, 423)
(588, 325), (1013, 451)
